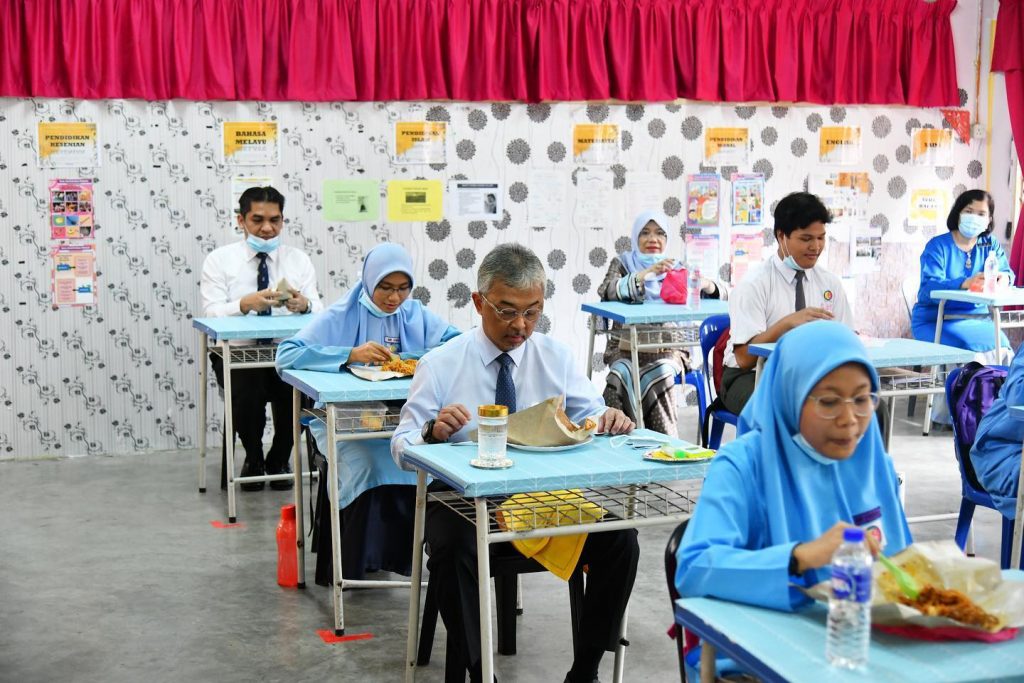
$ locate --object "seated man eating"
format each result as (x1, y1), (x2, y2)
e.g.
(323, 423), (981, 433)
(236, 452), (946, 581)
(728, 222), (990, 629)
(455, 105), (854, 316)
(391, 243), (637, 683)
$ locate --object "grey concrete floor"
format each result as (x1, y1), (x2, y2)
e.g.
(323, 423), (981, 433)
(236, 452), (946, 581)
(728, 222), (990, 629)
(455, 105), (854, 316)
(0, 397), (1005, 683)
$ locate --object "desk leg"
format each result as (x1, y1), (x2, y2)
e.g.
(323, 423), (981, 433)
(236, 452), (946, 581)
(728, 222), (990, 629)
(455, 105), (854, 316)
(586, 314), (597, 380)
(629, 326), (645, 430)
(699, 641), (716, 683)
(292, 387), (306, 588)
(198, 331), (208, 493)
(923, 301), (948, 437)
(1013, 441), (1024, 570)
(476, 497), (494, 683)
(612, 485), (638, 683)
(753, 357), (764, 388)
(405, 470), (427, 683)
(994, 306), (1005, 361)
(884, 393), (896, 451)
(223, 340), (237, 523)
(327, 406), (346, 635)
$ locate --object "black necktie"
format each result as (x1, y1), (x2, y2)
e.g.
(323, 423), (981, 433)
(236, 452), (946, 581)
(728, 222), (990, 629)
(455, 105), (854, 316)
(256, 253), (270, 317)
(494, 353), (517, 414)
(794, 270), (806, 312)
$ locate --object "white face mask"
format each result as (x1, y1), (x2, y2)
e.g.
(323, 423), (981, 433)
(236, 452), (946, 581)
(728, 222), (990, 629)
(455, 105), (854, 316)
(958, 213), (989, 239)
(780, 237), (805, 271)
(793, 433), (838, 465)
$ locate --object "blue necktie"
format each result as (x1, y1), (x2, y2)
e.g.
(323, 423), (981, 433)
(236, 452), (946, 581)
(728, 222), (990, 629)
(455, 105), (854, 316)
(256, 253), (271, 343)
(495, 353), (517, 414)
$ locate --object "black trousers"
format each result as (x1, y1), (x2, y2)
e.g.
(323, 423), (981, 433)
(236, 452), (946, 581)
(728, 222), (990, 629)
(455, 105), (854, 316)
(210, 353), (294, 478)
(424, 482), (640, 680)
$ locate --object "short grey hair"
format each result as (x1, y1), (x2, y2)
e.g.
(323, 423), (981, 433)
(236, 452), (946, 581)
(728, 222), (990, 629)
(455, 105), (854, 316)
(477, 243), (546, 294)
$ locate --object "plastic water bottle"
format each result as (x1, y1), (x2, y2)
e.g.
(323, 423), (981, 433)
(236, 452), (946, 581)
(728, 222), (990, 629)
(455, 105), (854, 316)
(984, 251), (999, 294)
(826, 527), (872, 669)
(686, 265), (701, 309)
(276, 504), (298, 587)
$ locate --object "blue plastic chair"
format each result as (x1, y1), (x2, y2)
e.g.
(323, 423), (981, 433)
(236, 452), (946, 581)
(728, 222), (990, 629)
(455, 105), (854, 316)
(699, 314), (738, 449)
(945, 366), (1018, 569)
(676, 370), (707, 443)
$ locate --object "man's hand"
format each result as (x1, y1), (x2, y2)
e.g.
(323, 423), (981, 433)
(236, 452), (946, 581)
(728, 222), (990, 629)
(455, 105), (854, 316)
(598, 408), (634, 435)
(240, 289), (281, 314)
(791, 522), (880, 574)
(283, 288), (308, 313)
(433, 404), (472, 441)
(348, 342), (394, 365)
(783, 306), (833, 330)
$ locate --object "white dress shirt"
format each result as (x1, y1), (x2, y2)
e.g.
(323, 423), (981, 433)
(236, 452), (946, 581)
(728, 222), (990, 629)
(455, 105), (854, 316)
(724, 253), (854, 368)
(199, 239), (323, 318)
(391, 327), (607, 468)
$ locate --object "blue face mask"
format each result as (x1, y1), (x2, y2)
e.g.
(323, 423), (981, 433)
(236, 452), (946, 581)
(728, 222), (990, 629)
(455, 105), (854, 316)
(793, 433), (840, 466)
(637, 252), (666, 268)
(358, 289), (396, 318)
(780, 238), (805, 271)
(246, 234), (281, 253)
(958, 214), (989, 239)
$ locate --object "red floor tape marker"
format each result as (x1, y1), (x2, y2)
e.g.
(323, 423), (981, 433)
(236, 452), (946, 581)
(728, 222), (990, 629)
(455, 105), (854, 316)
(317, 630), (374, 644)
(209, 520), (245, 529)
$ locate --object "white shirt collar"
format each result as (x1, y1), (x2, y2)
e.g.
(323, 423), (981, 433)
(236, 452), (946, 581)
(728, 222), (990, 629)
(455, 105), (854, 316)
(772, 251), (808, 284)
(243, 238), (278, 263)
(475, 326), (528, 368)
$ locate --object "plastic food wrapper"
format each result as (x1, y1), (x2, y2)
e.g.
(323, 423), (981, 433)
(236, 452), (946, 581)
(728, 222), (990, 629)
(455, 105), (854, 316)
(804, 541), (1024, 635)
(506, 395), (597, 447)
(274, 277), (294, 301)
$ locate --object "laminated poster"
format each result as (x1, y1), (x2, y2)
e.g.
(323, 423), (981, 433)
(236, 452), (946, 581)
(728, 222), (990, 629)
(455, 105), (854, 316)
(230, 176), (273, 216)
(684, 234), (720, 278)
(851, 224), (882, 275)
(911, 128), (954, 167)
(685, 174), (721, 230)
(37, 122), (99, 168)
(386, 180), (443, 221)
(704, 128), (749, 166)
(730, 233), (765, 286)
(818, 126), (862, 165)
(627, 171), (664, 222)
(730, 173), (764, 229)
(222, 122), (279, 166)
(322, 179), (380, 221)
(52, 243), (97, 306)
(572, 124), (619, 165)
(908, 188), (952, 228)
(49, 178), (94, 239)
(449, 180), (502, 220)
(394, 122), (447, 165)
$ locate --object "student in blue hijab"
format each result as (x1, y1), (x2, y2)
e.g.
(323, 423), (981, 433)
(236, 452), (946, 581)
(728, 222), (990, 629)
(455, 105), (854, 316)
(277, 242), (459, 583)
(676, 321), (911, 611)
(596, 210), (726, 435)
(971, 343), (1024, 520)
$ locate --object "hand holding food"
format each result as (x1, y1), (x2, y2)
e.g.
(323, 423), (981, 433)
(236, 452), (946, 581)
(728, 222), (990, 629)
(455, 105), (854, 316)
(349, 341), (394, 365)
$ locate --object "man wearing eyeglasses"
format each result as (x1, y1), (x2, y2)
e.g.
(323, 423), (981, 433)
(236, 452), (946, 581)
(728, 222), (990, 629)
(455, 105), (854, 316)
(392, 243), (637, 683)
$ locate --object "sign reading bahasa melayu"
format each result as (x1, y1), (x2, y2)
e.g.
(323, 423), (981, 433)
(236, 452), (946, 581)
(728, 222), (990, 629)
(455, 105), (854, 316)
(222, 122), (280, 166)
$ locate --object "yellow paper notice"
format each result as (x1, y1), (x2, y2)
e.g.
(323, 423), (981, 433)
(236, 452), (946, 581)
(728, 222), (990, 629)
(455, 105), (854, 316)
(908, 188), (951, 227)
(37, 122), (99, 168)
(395, 122), (447, 164)
(704, 127), (749, 165)
(911, 128), (954, 166)
(222, 122), (279, 165)
(818, 126), (862, 165)
(387, 180), (443, 221)
(572, 124), (619, 164)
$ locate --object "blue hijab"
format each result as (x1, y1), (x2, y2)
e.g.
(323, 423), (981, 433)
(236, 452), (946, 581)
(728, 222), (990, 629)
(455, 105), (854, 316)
(289, 242), (452, 354)
(738, 321), (911, 559)
(618, 210), (681, 300)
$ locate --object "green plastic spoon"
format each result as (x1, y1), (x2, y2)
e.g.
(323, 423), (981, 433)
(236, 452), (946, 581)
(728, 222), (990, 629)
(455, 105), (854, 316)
(877, 553), (920, 600)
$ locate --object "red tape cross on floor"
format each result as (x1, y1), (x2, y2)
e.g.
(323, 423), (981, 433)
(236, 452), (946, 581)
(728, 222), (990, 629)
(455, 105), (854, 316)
(317, 630), (374, 644)
(209, 520), (245, 529)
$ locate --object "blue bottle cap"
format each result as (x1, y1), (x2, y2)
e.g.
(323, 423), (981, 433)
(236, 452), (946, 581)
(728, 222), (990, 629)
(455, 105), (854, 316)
(843, 527), (865, 543)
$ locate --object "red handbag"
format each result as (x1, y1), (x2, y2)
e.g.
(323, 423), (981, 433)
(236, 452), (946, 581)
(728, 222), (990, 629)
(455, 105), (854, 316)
(659, 268), (688, 304)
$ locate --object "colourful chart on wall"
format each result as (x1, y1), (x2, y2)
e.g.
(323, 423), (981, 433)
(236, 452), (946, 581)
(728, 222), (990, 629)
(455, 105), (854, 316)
(730, 233), (765, 286)
(52, 243), (97, 306)
(222, 122), (280, 166)
(911, 128), (954, 166)
(386, 180), (443, 221)
(49, 178), (94, 239)
(572, 124), (619, 165)
(395, 122), (447, 165)
(685, 174), (721, 230)
(818, 126), (862, 165)
(684, 234), (721, 277)
(37, 122), (100, 168)
(730, 173), (764, 228)
(704, 128), (749, 166)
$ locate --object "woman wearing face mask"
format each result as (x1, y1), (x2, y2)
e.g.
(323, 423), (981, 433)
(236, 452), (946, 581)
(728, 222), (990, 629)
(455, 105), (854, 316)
(676, 322), (912, 614)
(596, 210), (727, 435)
(911, 190), (1014, 360)
(276, 243), (460, 584)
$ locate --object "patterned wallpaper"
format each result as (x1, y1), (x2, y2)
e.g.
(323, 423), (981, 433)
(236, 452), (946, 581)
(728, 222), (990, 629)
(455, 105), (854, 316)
(0, 79), (1011, 458)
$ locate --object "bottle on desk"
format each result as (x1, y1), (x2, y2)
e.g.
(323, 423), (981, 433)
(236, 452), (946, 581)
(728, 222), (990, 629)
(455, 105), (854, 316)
(984, 252), (999, 294)
(826, 527), (872, 669)
(686, 264), (701, 309)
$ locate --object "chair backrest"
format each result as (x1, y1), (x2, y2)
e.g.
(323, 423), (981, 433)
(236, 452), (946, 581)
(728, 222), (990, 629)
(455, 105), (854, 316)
(945, 365), (1007, 502)
(699, 314), (731, 397)
(900, 276), (919, 320)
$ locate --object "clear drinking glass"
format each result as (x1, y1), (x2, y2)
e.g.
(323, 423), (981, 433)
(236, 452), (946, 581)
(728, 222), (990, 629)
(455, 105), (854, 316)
(471, 404), (513, 469)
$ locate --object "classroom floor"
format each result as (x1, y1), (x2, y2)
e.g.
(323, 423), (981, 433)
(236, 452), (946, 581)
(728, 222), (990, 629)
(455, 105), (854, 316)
(0, 397), (1008, 683)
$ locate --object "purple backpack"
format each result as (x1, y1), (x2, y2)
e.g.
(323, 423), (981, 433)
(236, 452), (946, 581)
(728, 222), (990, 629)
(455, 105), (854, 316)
(950, 362), (1007, 491)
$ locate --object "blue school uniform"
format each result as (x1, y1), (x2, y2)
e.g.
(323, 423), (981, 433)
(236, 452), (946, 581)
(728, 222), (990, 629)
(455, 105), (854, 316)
(971, 343), (1024, 519)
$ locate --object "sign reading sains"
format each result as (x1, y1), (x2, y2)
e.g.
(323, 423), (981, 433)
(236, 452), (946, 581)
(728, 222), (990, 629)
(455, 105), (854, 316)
(222, 121), (280, 166)
(37, 122), (100, 168)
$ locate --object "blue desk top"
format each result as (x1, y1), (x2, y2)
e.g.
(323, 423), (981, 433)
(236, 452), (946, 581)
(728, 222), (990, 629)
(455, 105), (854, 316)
(930, 288), (1024, 308)
(581, 300), (729, 325)
(748, 338), (975, 368)
(279, 369), (412, 403)
(401, 429), (709, 497)
(192, 314), (313, 341)
(676, 570), (1024, 683)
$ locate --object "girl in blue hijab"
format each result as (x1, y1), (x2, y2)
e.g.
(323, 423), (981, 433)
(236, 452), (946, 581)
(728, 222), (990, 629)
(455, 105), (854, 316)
(277, 242), (459, 582)
(597, 210), (727, 435)
(676, 321), (911, 611)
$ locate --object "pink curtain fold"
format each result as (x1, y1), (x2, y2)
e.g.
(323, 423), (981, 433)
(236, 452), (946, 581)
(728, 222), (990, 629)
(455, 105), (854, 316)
(994, 0), (1024, 281)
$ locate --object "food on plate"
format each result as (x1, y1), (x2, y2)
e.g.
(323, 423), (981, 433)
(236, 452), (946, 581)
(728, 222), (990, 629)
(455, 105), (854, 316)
(898, 585), (1001, 631)
(554, 407), (595, 433)
(380, 357), (417, 375)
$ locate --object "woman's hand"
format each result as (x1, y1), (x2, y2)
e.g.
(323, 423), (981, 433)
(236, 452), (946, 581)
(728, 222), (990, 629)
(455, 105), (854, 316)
(348, 341), (394, 365)
(639, 258), (675, 280)
(791, 522), (879, 573)
(700, 277), (718, 295)
(961, 273), (985, 291)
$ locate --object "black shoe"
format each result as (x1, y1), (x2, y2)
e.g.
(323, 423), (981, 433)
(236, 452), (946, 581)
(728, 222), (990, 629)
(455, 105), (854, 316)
(564, 676), (600, 683)
(268, 467), (294, 491)
(240, 459), (265, 491)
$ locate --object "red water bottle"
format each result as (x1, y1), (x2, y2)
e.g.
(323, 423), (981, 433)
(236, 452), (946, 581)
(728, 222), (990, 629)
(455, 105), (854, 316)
(276, 504), (298, 588)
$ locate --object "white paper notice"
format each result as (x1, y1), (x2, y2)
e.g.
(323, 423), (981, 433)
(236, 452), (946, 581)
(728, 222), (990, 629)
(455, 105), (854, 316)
(449, 180), (502, 220)
(628, 171), (664, 221)
(527, 170), (567, 229)
(575, 170), (614, 228)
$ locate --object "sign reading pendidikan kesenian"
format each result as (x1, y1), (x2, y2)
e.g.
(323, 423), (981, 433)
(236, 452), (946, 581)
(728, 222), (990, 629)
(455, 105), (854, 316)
(37, 122), (100, 168)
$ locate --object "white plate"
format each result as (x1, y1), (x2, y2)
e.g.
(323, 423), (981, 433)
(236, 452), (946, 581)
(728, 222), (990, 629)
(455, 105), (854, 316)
(507, 436), (593, 452)
(348, 365), (409, 381)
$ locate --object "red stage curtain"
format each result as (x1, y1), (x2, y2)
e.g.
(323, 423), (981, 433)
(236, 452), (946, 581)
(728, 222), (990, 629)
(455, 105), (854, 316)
(0, 0), (959, 105)
(993, 0), (1024, 281)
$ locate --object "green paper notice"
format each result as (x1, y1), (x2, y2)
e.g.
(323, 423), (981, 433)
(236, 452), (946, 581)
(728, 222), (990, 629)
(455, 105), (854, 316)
(322, 179), (380, 221)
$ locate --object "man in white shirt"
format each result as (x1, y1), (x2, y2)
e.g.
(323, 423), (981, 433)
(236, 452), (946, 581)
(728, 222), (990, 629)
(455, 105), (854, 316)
(391, 244), (637, 683)
(719, 192), (855, 415)
(199, 186), (323, 491)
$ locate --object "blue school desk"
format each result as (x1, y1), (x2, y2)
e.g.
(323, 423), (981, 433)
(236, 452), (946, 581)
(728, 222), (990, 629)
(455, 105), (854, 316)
(930, 289), (1024, 359)
(193, 314), (313, 521)
(676, 569), (1024, 683)
(400, 429), (710, 683)
(279, 368), (413, 635)
(582, 300), (730, 429)
(1004, 407), (1024, 570)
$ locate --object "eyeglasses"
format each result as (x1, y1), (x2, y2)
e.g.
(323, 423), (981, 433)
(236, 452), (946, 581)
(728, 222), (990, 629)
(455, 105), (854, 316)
(807, 393), (880, 419)
(480, 294), (542, 323)
(376, 284), (412, 296)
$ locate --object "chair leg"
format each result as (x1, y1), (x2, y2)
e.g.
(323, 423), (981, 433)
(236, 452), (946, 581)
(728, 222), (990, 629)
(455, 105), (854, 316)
(495, 575), (518, 656)
(954, 498), (976, 551)
(708, 419), (725, 451)
(907, 366), (921, 417)
(1000, 517), (1015, 570)
(568, 570), (585, 659)
(417, 574), (439, 666)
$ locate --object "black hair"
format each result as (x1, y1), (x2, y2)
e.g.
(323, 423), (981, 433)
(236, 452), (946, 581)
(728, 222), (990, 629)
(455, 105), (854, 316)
(773, 192), (832, 239)
(238, 186), (285, 217)
(947, 189), (995, 236)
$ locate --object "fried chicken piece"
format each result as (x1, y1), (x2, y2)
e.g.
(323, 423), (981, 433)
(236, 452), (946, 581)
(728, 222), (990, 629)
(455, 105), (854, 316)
(898, 585), (1000, 631)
